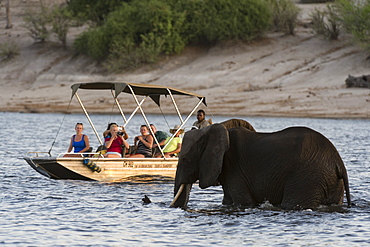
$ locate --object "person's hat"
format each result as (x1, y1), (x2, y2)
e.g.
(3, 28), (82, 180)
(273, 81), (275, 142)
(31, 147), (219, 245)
(170, 125), (184, 134)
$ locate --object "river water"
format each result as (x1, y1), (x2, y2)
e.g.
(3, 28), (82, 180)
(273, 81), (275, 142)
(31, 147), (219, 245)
(1, 112), (369, 246)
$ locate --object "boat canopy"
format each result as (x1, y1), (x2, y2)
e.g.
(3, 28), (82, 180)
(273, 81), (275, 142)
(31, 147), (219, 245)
(70, 81), (207, 156)
(71, 82), (207, 107)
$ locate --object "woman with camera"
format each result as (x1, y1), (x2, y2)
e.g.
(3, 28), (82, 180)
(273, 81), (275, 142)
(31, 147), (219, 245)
(103, 123), (129, 140)
(104, 124), (130, 158)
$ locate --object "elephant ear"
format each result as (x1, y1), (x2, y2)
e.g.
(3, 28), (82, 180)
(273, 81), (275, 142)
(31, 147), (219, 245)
(175, 127), (208, 186)
(198, 124), (229, 189)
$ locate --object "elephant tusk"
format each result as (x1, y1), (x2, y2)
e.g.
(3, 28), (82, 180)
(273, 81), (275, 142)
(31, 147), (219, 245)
(170, 184), (185, 207)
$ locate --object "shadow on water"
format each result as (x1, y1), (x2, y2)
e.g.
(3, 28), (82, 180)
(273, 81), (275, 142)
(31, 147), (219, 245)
(106, 175), (174, 184)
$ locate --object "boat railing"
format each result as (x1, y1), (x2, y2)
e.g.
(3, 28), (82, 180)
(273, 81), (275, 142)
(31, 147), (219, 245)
(55, 153), (179, 159)
(56, 152), (105, 158)
(26, 151), (51, 157)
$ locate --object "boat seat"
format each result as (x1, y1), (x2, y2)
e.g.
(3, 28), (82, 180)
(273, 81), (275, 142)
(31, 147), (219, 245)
(96, 145), (107, 152)
(121, 146), (126, 157)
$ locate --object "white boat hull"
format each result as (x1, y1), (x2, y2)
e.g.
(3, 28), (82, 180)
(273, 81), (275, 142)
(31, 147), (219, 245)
(24, 156), (178, 182)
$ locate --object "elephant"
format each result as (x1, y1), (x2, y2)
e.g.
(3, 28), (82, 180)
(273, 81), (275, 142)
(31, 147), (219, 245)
(171, 122), (351, 210)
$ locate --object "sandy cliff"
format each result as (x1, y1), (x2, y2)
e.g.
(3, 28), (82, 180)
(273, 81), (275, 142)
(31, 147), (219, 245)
(0, 1), (369, 118)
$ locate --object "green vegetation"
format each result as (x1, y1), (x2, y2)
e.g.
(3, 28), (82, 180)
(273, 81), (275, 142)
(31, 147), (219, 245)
(50, 7), (74, 47)
(310, 5), (341, 40)
(168, 0), (272, 43)
(268, 0), (300, 35)
(20, 0), (370, 71)
(72, 0), (272, 72)
(22, 4), (74, 47)
(0, 43), (19, 61)
(309, 0), (370, 52)
(334, 0), (370, 52)
(299, 0), (334, 3)
(22, 6), (51, 42)
(67, 0), (126, 26)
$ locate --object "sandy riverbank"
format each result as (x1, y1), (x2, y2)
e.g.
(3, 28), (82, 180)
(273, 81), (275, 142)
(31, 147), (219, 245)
(0, 1), (369, 118)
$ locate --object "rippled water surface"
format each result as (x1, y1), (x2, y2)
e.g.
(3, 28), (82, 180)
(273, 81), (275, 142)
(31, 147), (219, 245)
(1, 112), (369, 246)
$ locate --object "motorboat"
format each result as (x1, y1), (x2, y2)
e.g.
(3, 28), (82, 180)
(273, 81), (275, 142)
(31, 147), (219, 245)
(24, 82), (206, 182)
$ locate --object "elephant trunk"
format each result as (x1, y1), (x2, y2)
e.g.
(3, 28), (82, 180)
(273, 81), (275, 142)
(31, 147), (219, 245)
(170, 183), (192, 208)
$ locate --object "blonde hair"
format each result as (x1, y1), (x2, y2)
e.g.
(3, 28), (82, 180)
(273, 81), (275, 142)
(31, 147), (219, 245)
(109, 124), (118, 130)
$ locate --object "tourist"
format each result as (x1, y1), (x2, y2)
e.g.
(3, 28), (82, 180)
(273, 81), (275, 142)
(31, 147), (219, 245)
(130, 125), (154, 158)
(103, 122), (129, 140)
(155, 125), (183, 158)
(64, 123), (90, 157)
(104, 124), (130, 158)
(192, 109), (211, 129)
(150, 124), (169, 149)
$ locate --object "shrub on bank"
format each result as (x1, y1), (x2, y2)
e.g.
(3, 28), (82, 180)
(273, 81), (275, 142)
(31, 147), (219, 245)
(67, 0), (126, 26)
(22, 4), (74, 47)
(268, 0), (300, 35)
(0, 43), (19, 61)
(50, 7), (74, 47)
(334, 0), (370, 52)
(73, 0), (272, 71)
(74, 28), (109, 60)
(22, 6), (51, 43)
(77, 0), (186, 70)
(309, 0), (370, 53)
(299, 0), (334, 3)
(167, 0), (271, 44)
(310, 4), (341, 40)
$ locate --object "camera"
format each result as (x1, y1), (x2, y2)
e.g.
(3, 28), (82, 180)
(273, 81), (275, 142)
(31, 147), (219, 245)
(117, 126), (125, 136)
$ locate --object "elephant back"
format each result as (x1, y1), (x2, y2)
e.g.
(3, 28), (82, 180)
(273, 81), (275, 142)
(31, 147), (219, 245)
(220, 119), (255, 131)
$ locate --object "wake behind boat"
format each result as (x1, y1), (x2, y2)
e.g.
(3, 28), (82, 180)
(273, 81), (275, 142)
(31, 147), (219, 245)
(24, 82), (206, 182)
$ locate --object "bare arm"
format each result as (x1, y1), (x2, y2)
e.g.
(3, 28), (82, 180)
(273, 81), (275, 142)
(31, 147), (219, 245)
(105, 134), (117, 148)
(67, 136), (73, 152)
(121, 127), (129, 140)
(136, 135), (153, 149)
(134, 136), (139, 147)
(120, 136), (130, 149)
(153, 139), (166, 148)
(167, 143), (182, 155)
(142, 135), (153, 149)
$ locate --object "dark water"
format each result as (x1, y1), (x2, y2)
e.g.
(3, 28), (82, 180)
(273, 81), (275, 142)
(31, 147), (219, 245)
(1, 112), (370, 246)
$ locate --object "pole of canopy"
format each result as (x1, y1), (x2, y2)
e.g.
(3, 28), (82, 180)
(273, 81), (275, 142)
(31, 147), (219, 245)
(75, 92), (103, 145)
(111, 89), (127, 125)
(167, 88), (184, 124)
(127, 85), (152, 132)
(160, 95), (204, 156)
(181, 97), (205, 128)
(126, 85), (166, 158)
(48, 96), (74, 156)
(147, 121), (163, 157)
(124, 97), (147, 128)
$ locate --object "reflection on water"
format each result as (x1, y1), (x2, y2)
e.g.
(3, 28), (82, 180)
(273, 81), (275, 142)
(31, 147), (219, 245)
(0, 112), (370, 246)
(110, 175), (175, 184)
